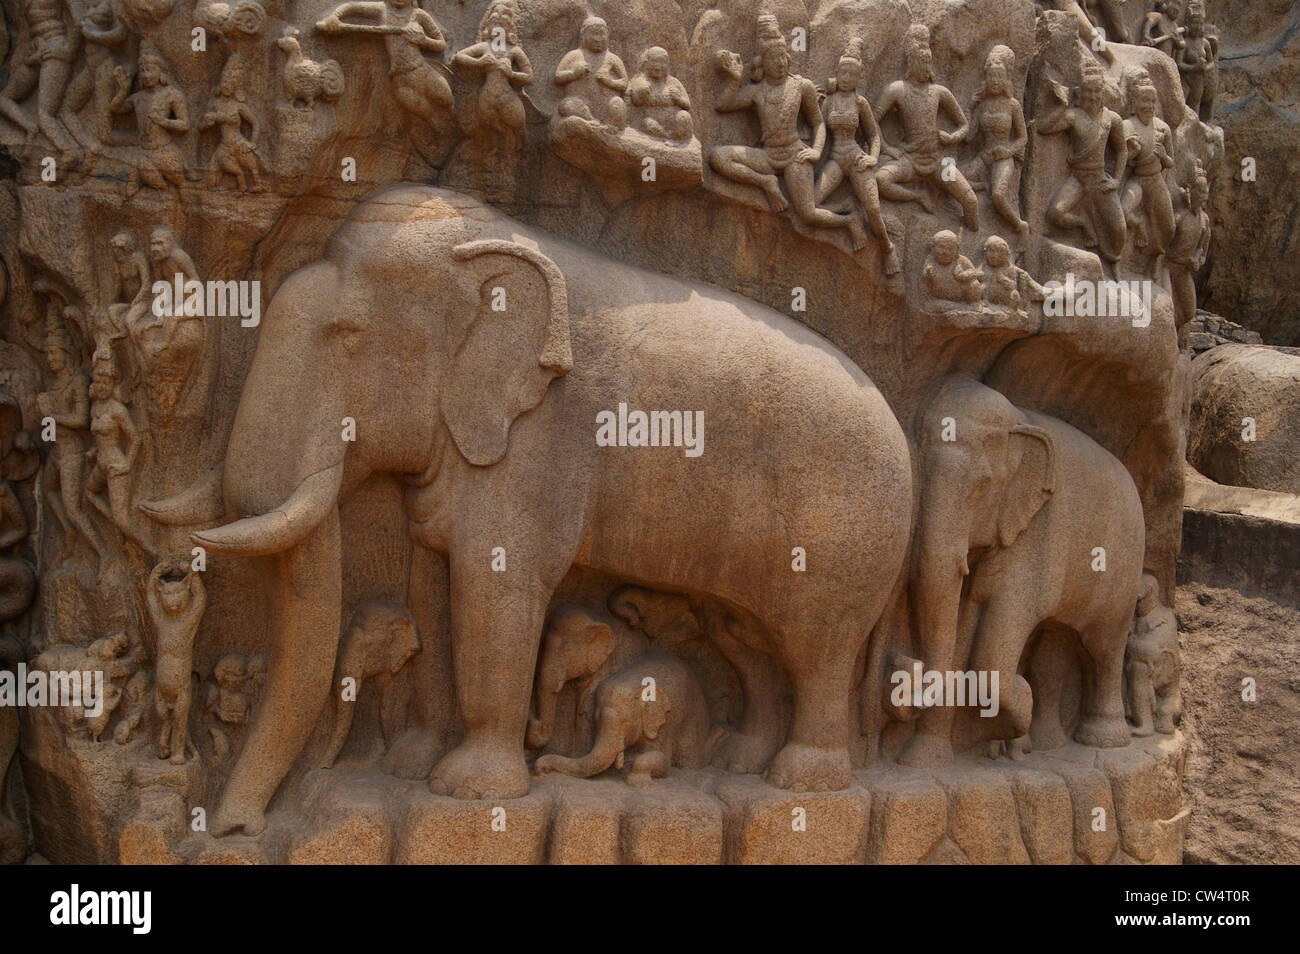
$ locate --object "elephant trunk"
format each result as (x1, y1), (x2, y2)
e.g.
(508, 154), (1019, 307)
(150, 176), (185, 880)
(537, 706), (625, 779)
(211, 508), (342, 836)
(912, 506), (969, 674)
(319, 685), (354, 769)
(527, 676), (560, 750)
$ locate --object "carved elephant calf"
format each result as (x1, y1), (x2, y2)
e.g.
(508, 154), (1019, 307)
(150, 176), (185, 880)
(320, 601), (421, 768)
(145, 185), (913, 834)
(902, 374), (1143, 765)
(534, 650), (723, 784)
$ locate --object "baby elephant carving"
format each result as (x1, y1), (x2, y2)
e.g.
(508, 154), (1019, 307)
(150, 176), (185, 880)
(1125, 573), (1182, 736)
(533, 650), (725, 785)
(320, 601), (421, 768)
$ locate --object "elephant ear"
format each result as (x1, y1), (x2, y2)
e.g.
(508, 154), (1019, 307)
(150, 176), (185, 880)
(641, 686), (670, 741)
(581, 621), (616, 674)
(997, 423), (1055, 549)
(441, 240), (574, 467)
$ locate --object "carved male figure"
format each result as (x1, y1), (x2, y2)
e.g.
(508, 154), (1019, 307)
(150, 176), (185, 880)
(554, 16), (628, 129)
(1177, 0), (1218, 122)
(712, 15), (867, 246)
(0, 0), (81, 163)
(60, 0), (130, 156)
(1120, 68), (1175, 273)
(1038, 62), (1128, 262)
(982, 235), (1046, 315)
(110, 43), (192, 201)
(1125, 573), (1181, 735)
(1167, 164), (1211, 329)
(148, 560), (206, 764)
(875, 25), (980, 231)
(1141, 0), (1185, 58)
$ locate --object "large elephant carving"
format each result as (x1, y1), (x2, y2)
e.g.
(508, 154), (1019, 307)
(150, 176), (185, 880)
(899, 374), (1143, 767)
(141, 185), (913, 836)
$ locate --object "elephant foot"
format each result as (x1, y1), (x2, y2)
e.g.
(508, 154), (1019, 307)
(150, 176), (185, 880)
(429, 738), (530, 800)
(382, 728), (441, 780)
(211, 801), (267, 838)
(717, 731), (779, 775)
(1075, 716), (1131, 748)
(897, 732), (953, 768)
(765, 743), (850, 792)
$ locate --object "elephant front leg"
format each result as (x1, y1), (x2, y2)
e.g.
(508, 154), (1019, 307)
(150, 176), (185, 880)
(428, 563), (550, 800)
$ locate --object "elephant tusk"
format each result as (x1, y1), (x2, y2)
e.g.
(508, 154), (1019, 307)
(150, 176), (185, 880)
(191, 464), (344, 557)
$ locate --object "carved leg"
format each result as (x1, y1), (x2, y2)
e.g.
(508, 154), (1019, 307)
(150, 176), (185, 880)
(709, 614), (784, 774)
(1076, 617), (1131, 747)
(427, 555), (548, 800)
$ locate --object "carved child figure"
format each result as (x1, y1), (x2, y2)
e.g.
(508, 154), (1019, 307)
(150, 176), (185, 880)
(628, 47), (692, 142)
(1125, 573), (1181, 736)
(554, 16), (628, 130)
(924, 230), (983, 306)
(147, 561), (205, 764)
(981, 235), (1046, 315)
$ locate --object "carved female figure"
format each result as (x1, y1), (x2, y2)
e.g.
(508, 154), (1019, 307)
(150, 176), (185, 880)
(86, 344), (145, 551)
(1177, 1), (1218, 122)
(452, 0), (533, 198)
(201, 59), (268, 192)
(964, 45), (1028, 237)
(814, 40), (899, 273)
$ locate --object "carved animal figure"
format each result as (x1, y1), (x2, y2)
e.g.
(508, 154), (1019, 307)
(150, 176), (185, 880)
(277, 28), (343, 109)
(533, 650), (724, 784)
(319, 600), (420, 768)
(901, 375), (1142, 766)
(142, 185), (913, 836)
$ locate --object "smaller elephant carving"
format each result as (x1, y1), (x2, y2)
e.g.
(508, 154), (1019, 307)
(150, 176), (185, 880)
(527, 604), (647, 753)
(1125, 573), (1182, 736)
(533, 650), (725, 785)
(320, 601), (420, 769)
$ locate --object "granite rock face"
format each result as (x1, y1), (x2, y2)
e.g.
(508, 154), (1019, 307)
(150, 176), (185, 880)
(0, 0), (1229, 863)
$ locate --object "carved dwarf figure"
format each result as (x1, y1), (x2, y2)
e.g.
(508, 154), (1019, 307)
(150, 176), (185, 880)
(452, 0), (534, 199)
(628, 46), (692, 142)
(1177, 0), (1218, 122)
(712, 15), (867, 247)
(1038, 62), (1128, 263)
(1125, 573), (1181, 736)
(201, 56), (268, 192)
(815, 40), (899, 273)
(147, 560), (205, 764)
(964, 45), (1029, 236)
(110, 43), (193, 202)
(875, 25), (980, 231)
(1141, 0), (1186, 58)
(924, 230), (983, 307)
(982, 235), (1046, 316)
(315, 0), (454, 147)
(555, 16), (628, 130)
(278, 28), (344, 110)
(1168, 164), (1211, 329)
(1120, 67), (1175, 274)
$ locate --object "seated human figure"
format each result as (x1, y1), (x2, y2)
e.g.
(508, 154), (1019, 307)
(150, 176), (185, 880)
(628, 46), (691, 142)
(981, 235), (1046, 314)
(924, 230), (983, 306)
(554, 16), (627, 130)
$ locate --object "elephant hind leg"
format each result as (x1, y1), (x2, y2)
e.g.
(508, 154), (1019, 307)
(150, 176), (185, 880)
(765, 617), (857, 793)
(1074, 618), (1131, 748)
